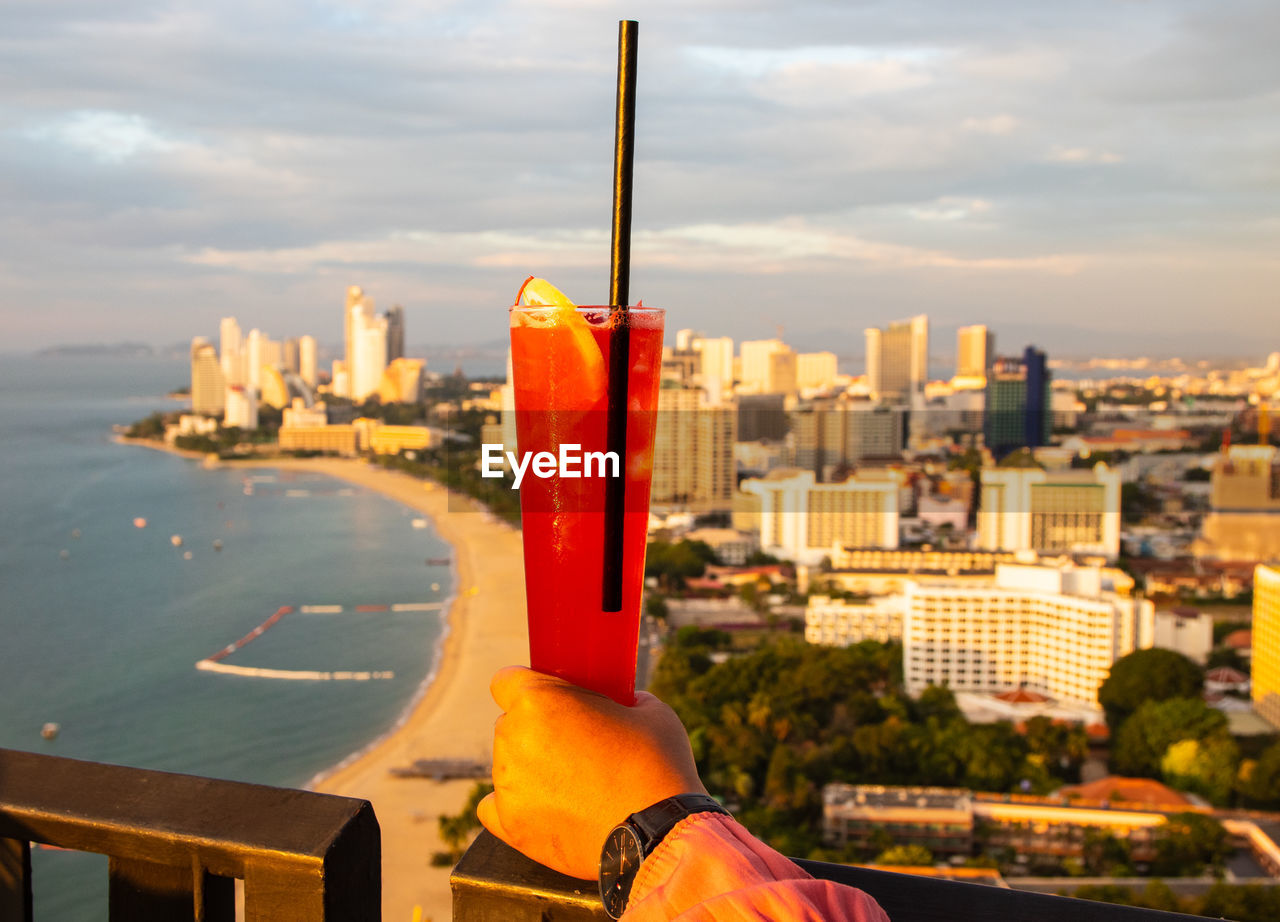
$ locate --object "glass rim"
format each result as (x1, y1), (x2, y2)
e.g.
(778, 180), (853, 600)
(509, 304), (663, 314)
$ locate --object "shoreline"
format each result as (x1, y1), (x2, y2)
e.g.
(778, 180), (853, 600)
(121, 440), (527, 921)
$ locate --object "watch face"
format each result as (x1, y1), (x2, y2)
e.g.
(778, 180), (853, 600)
(599, 825), (644, 920)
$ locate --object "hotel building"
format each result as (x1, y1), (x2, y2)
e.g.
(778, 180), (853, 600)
(651, 385), (737, 513)
(1254, 563), (1280, 730)
(977, 464), (1121, 559)
(805, 595), (905, 646)
(865, 315), (928, 405)
(1196, 444), (1280, 560)
(954, 325), (993, 383)
(738, 468), (899, 565)
(902, 563), (1154, 707)
(189, 338), (225, 416)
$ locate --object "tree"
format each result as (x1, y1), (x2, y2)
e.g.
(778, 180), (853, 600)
(1098, 649), (1203, 729)
(1160, 735), (1240, 805)
(1110, 697), (1227, 777)
(433, 781), (493, 865)
(874, 844), (934, 866)
(1237, 740), (1280, 809)
(1150, 812), (1230, 877)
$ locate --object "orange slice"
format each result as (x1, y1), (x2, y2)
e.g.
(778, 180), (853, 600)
(513, 277), (607, 409)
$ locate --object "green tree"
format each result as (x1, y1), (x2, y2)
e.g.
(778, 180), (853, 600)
(1237, 741), (1280, 809)
(1160, 735), (1240, 806)
(1082, 829), (1133, 876)
(1111, 697), (1227, 777)
(874, 844), (934, 866)
(1197, 882), (1280, 922)
(433, 781), (493, 865)
(1150, 812), (1230, 877)
(1099, 649), (1203, 729)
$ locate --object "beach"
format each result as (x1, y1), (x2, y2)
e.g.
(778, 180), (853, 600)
(245, 456), (527, 922)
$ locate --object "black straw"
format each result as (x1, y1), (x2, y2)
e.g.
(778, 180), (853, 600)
(602, 20), (638, 613)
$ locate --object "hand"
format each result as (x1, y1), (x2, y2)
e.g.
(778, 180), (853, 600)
(477, 665), (706, 880)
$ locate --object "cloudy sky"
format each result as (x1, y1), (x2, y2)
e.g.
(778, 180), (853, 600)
(3, 0), (1277, 359)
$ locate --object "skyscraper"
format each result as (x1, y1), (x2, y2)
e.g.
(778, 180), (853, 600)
(342, 286), (374, 399)
(865, 315), (928, 404)
(1254, 564), (1280, 730)
(350, 306), (389, 402)
(246, 329), (264, 392)
(740, 339), (796, 395)
(219, 317), (243, 386)
(190, 338), (225, 415)
(283, 337), (300, 375)
(984, 346), (1050, 457)
(386, 305), (405, 362)
(298, 335), (317, 388)
(955, 325), (994, 381)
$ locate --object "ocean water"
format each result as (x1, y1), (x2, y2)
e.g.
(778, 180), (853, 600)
(0, 355), (453, 920)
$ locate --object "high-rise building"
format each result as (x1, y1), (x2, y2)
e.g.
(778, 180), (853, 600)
(865, 315), (928, 404)
(1196, 445), (1280, 560)
(298, 335), (317, 388)
(737, 394), (790, 442)
(283, 338), (300, 375)
(342, 286), (374, 399)
(691, 336), (734, 401)
(223, 384), (258, 430)
(651, 385), (737, 512)
(376, 358), (424, 404)
(219, 317), (243, 386)
(790, 399), (906, 478)
(984, 346), (1050, 457)
(190, 338), (225, 416)
(739, 339), (796, 395)
(1254, 564), (1280, 730)
(350, 305), (388, 402)
(246, 329), (264, 392)
(955, 325), (994, 382)
(796, 352), (839, 392)
(977, 463), (1122, 559)
(386, 305), (405, 362)
(739, 468), (900, 564)
(903, 562), (1153, 708)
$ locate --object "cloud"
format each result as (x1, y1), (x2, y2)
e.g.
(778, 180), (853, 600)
(1047, 146), (1124, 165)
(960, 114), (1018, 135)
(22, 110), (178, 163)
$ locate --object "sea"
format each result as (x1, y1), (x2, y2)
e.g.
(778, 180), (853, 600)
(0, 354), (455, 920)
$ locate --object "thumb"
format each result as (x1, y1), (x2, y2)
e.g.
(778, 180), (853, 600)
(477, 792), (513, 844)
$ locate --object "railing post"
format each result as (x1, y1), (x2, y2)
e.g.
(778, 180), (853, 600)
(108, 856), (234, 922)
(0, 837), (32, 922)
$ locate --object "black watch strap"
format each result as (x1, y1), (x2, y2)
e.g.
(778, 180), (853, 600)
(629, 793), (729, 856)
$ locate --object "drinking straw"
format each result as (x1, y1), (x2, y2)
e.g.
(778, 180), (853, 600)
(602, 19), (638, 613)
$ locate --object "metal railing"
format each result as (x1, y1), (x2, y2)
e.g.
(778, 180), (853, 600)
(0, 747), (379, 921)
(451, 829), (1216, 922)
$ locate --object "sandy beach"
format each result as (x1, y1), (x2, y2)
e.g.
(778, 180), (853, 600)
(239, 456), (527, 922)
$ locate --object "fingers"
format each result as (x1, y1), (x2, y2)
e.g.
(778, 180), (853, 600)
(476, 792), (511, 843)
(489, 664), (579, 711)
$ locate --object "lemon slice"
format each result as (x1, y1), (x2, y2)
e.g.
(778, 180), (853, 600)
(514, 277), (606, 406)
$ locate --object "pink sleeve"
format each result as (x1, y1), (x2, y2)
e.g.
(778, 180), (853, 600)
(623, 813), (890, 922)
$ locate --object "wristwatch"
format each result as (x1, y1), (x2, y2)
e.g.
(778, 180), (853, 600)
(598, 793), (729, 920)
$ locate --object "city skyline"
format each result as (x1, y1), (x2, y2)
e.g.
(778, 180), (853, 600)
(2, 1), (1277, 355)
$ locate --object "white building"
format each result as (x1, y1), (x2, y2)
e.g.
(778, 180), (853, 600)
(805, 595), (905, 646)
(1152, 608), (1214, 665)
(224, 384), (258, 431)
(219, 317), (243, 386)
(796, 352), (839, 392)
(692, 336), (734, 402)
(955, 324), (993, 383)
(739, 468), (899, 565)
(903, 563), (1154, 708)
(298, 335), (317, 388)
(246, 328), (264, 392)
(739, 339), (796, 395)
(350, 306), (389, 402)
(977, 464), (1122, 559)
(282, 397), (327, 428)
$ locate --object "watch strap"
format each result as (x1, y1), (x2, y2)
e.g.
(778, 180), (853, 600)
(628, 792), (730, 857)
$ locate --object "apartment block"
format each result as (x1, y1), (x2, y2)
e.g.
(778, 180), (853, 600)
(977, 464), (1121, 559)
(1254, 563), (1280, 730)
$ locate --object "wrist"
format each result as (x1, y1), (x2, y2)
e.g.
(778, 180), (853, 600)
(598, 793), (729, 920)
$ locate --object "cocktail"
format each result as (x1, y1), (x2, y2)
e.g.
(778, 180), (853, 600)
(510, 279), (663, 704)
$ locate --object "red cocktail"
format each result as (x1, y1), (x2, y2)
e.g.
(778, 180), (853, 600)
(510, 301), (664, 705)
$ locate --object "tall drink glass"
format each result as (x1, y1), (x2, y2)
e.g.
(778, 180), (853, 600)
(509, 304), (664, 705)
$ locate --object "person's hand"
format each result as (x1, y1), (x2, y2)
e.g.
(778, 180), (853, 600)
(477, 665), (706, 880)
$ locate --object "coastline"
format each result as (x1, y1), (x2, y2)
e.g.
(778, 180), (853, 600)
(123, 442), (527, 921)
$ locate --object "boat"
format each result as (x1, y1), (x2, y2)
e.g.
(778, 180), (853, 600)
(41, 722), (59, 740)
(411, 518), (428, 529)
(133, 517), (147, 528)
(426, 557), (451, 566)
(213, 539), (223, 551)
(170, 535), (183, 547)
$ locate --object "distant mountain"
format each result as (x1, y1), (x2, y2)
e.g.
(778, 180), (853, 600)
(37, 342), (156, 358)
